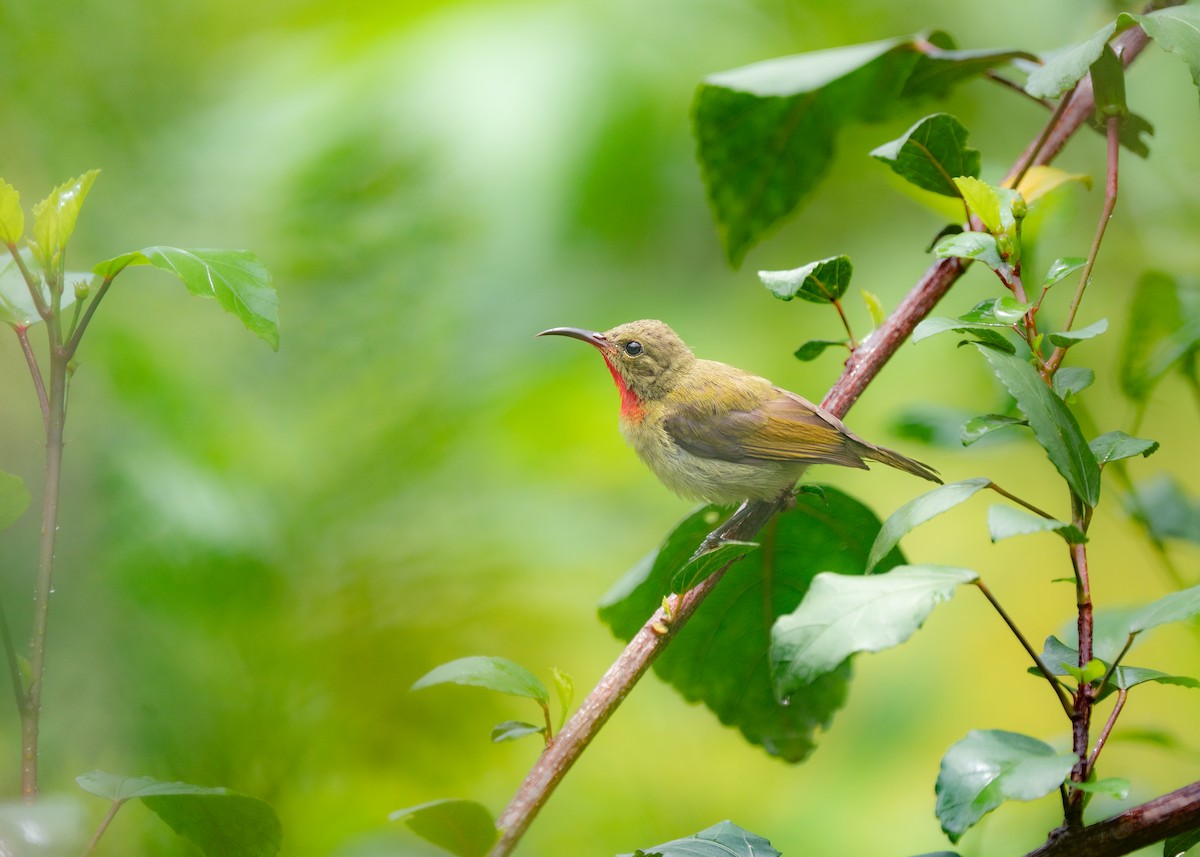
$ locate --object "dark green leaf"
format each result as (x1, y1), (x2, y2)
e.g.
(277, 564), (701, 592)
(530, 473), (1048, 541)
(1091, 45), (1128, 120)
(1089, 431), (1158, 465)
(1134, 5), (1200, 105)
(987, 505), (1085, 544)
(759, 255), (852, 303)
(0, 471), (30, 532)
(870, 113), (980, 196)
(0, 179), (23, 244)
(92, 247), (278, 349)
(1070, 776), (1131, 800)
(411, 656), (549, 704)
(1118, 272), (1200, 402)
(1036, 636), (1200, 700)
(490, 721), (544, 743)
(1026, 20), (1122, 99)
(390, 800), (497, 857)
(671, 539), (758, 593)
(935, 730), (1075, 843)
(866, 478), (991, 572)
(770, 564), (977, 694)
(912, 316), (1015, 351)
(694, 38), (1030, 265)
(973, 343), (1101, 507)
(29, 171), (99, 272)
(932, 232), (1005, 272)
(1125, 475), (1200, 544)
(1130, 584), (1200, 635)
(794, 339), (846, 361)
(623, 820), (780, 857)
(962, 414), (1027, 446)
(77, 772), (280, 857)
(1165, 827), (1200, 857)
(1052, 367), (1095, 399)
(1047, 318), (1108, 347)
(599, 489), (903, 762)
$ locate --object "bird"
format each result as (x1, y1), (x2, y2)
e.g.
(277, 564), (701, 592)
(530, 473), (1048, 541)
(538, 319), (940, 506)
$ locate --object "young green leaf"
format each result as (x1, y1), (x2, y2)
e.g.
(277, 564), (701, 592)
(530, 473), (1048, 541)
(1129, 584), (1200, 635)
(390, 800), (497, 857)
(867, 478), (991, 572)
(411, 656), (549, 704)
(932, 232), (1005, 272)
(29, 170), (100, 273)
(93, 247), (278, 349)
(861, 288), (886, 326)
(962, 414), (1027, 446)
(599, 489), (903, 763)
(0, 179), (23, 244)
(973, 343), (1101, 507)
(622, 820), (780, 857)
(870, 113), (981, 197)
(76, 772), (281, 857)
(490, 721), (544, 743)
(1069, 776), (1131, 800)
(550, 667), (574, 730)
(1047, 318), (1108, 347)
(987, 505), (1085, 544)
(1014, 169), (1092, 207)
(1091, 44), (1128, 120)
(1089, 431), (1159, 466)
(794, 339), (846, 362)
(953, 177), (1002, 233)
(935, 730), (1075, 843)
(770, 564), (978, 695)
(1033, 635), (1200, 699)
(1052, 367), (1095, 400)
(1026, 20), (1122, 99)
(1041, 257), (1088, 291)
(759, 255), (852, 303)
(0, 471), (30, 532)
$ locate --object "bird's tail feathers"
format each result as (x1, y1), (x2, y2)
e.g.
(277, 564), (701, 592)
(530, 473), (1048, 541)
(867, 445), (942, 484)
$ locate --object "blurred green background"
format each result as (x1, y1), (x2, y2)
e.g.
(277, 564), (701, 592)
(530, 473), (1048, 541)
(1, 0), (1198, 854)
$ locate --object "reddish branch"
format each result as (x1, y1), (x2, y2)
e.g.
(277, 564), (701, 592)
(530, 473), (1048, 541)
(489, 18), (1194, 857)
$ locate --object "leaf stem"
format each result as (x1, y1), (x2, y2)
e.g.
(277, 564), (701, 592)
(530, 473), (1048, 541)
(1086, 688), (1127, 776)
(79, 799), (125, 857)
(1046, 114), (1120, 375)
(831, 298), (858, 350)
(15, 325), (50, 434)
(66, 275), (115, 358)
(987, 481), (1056, 520)
(6, 242), (50, 322)
(974, 580), (1074, 717)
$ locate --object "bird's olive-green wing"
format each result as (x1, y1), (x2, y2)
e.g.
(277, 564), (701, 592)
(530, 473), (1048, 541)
(663, 389), (870, 469)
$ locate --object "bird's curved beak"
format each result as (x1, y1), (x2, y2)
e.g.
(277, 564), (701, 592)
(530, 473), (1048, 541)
(537, 326), (612, 351)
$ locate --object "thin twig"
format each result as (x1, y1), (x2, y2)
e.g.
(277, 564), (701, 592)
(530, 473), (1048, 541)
(1086, 687), (1127, 775)
(66, 276), (115, 357)
(79, 799), (124, 857)
(15, 325), (49, 434)
(987, 481), (1057, 520)
(5, 243), (50, 322)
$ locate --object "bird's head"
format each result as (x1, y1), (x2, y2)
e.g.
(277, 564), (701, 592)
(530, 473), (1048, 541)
(538, 319), (696, 411)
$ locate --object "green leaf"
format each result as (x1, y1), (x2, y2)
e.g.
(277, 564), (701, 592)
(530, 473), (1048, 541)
(671, 539), (758, 593)
(0, 179), (23, 244)
(861, 288), (886, 326)
(490, 721), (544, 743)
(1130, 584), (1200, 635)
(759, 255), (852, 303)
(390, 800), (497, 857)
(1125, 475), (1200, 544)
(1034, 635), (1200, 698)
(694, 37), (1031, 265)
(1042, 257), (1087, 290)
(1091, 44), (1128, 120)
(1133, 5), (1200, 106)
(1118, 272), (1200, 402)
(0, 471), (30, 532)
(1015, 168), (1092, 206)
(623, 820), (780, 857)
(870, 113), (981, 197)
(1026, 20), (1122, 99)
(794, 338), (846, 361)
(92, 247), (278, 349)
(1070, 776), (1131, 800)
(599, 489), (903, 763)
(1052, 367), (1095, 400)
(29, 171), (99, 272)
(770, 564), (977, 694)
(932, 232), (1005, 272)
(866, 478), (991, 572)
(1089, 431), (1158, 466)
(1166, 829), (1200, 857)
(412, 656), (548, 703)
(973, 343), (1101, 507)
(935, 730), (1075, 843)
(550, 667), (574, 729)
(1047, 318), (1108, 347)
(912, 298), (1029, 349)
(987, 505), (1085, 544)
(953, 177), (1002, 233)
(962, 414), (1027, 446)
(77, 772), (280, 857)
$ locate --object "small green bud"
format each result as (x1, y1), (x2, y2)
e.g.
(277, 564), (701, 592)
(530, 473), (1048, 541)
(74, 279), (90, 300)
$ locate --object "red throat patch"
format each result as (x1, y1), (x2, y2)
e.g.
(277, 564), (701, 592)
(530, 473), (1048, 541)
(601, 355), (644, 421)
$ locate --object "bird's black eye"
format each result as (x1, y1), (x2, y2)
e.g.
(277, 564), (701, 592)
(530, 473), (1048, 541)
(624, 340), (643, 357)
